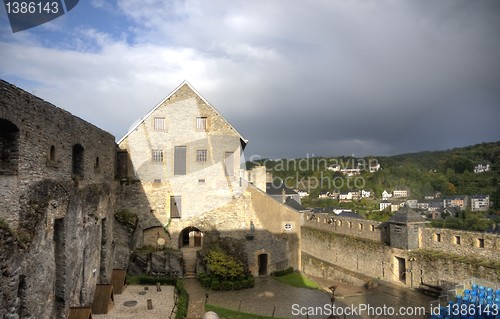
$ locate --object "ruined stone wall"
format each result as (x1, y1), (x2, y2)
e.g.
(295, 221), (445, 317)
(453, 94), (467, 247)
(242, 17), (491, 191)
(0, 80), (117, 319)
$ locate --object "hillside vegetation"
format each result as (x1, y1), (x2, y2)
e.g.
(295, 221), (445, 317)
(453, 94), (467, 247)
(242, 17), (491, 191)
(247, 141), (500, 210)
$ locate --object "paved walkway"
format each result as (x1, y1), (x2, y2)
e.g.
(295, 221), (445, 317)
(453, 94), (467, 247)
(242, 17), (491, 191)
(185, 275), (435, 319)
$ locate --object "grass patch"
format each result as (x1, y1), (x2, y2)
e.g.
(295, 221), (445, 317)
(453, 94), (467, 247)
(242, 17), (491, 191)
(205, 304), (287, 319)
(272, 271), (320, 289)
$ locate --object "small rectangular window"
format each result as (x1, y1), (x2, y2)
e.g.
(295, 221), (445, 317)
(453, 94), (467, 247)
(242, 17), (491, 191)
(349, 222), (352, 228)
(174, 146), (186, 175)
(454, 236), (461, 245)
(154, 179), (161, 184)
(196, 149), (208, 162)
(198, 179), (206, 184)
(434, 233), (441, 242)
(154, 117), (165, 130)
(359, 223), (364, 230)
(170, 196), (181, 218)
(152, 149), (163, 162)
(196, 117), (207, 130)
(477, 238), (484, 248)
(394, 226), (402, 233)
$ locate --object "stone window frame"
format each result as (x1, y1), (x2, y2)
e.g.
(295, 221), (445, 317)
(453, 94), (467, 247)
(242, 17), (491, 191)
(433, 233), (441, 242)
(476, 238), (485, 248)
(153, 117), (166, 131)
(196, 149), (208, 162)
(196, 117), (208, 131)
(152, 149), (164, 163)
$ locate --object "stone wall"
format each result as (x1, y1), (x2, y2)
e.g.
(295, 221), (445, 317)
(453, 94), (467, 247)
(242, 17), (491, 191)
(420, 227), (500, 261)
(301, 219), (500, 289)
(0, 80), (117, 319)
(303, 212), (389, 243)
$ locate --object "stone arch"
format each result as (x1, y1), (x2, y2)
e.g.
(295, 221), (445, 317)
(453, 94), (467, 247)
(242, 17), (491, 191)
(0, 118), (20, 175)
(178, 226), (203, 249)
(72, 144), (84, 177)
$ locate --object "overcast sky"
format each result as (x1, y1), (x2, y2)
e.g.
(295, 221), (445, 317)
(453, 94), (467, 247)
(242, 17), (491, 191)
(1, 0), (499, 159)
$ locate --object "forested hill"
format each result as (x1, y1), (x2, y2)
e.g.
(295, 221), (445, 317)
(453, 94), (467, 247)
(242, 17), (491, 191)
(247, 141), (500, 207)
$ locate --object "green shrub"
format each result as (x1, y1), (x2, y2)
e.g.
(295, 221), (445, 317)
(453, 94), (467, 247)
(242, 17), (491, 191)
(272, 267), (294, 277)
(222, 281), (233, 291)
(198, 272), (208, 280)
(211, 280), (221, 290)
(114, 210), (138, 234)
(175, 279), (189, 319)
(247, 275), (255, 288)
(201, 277), (211, 288)
(241, 279), (249, 289)
(233, 280), (242, 290)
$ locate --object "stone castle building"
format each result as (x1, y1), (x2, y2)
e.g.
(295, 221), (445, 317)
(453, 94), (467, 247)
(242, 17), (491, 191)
(1, 79), (499, 318)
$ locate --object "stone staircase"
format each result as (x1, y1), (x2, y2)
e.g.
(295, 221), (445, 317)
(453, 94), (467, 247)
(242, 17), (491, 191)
(182, 249), (198, 279)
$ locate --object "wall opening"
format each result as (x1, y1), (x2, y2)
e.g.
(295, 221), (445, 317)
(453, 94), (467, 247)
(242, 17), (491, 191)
(116, 151), (128, 178)
(54, 218), (66, 319)
(72, 144), (84, 177)
(258, 254), (268, 276)
(178, 226), (202, 249)
(50, 145), (56, 162)
(394, 256), (406, 284)
(0, 119), (20, 175)
(100, 218), (107, 282)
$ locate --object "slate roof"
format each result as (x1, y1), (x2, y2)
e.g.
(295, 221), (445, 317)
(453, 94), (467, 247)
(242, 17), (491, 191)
(389, 206), (427, 224)
(266, 182), (298, 195)
(284, 198), (307, 211)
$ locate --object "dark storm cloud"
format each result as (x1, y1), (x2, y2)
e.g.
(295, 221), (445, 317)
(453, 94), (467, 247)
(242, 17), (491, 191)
(1, 0), (499, 159)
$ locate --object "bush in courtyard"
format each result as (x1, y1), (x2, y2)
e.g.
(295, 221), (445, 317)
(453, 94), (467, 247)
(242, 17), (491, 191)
(222, 281), (233, 291)
(204, 249), (244, 281)
(175, 279), (189, 319)
(233, 280), (242, 290)
(241, 279), (249, 289)
(201, 277), (211, 288)
(247, 275), (255, 288)
(210, 280), (221, 290)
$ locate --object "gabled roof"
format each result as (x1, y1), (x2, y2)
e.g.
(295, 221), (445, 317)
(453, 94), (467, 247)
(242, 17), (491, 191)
(117, 81), (248, 144)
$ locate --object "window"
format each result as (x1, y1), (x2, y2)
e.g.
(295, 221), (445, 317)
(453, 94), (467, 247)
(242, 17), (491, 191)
(154, 117), (165, 130)
(349, 222), (353, 228)
(284, 223), (293, 231)
(116, 151), (128, 177)
(434, 233), (441, 242)
(174, 146), (186, 175)
(370, 225), (375, 232)
(154, 179), (161, 184)
(198, 179), (206, 184)
(95, 157), (100, 169)
(454, 236), (461, 245)
(196, 149), (207, 162)
(196, 117), (207, 130)
(152, 149), (163, 162)
(72, 144), (84, 177)
(49, 145), (56, 161)
(359, 223), (364, 230)
(170, 196), (181, 218)
(477, 238), (484, 248)
(224, 151), (234, 176)
(394, 226), (402, 233)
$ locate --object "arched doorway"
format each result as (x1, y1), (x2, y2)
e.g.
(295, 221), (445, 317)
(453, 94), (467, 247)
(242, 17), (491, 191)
(178, 226), (203, 249)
